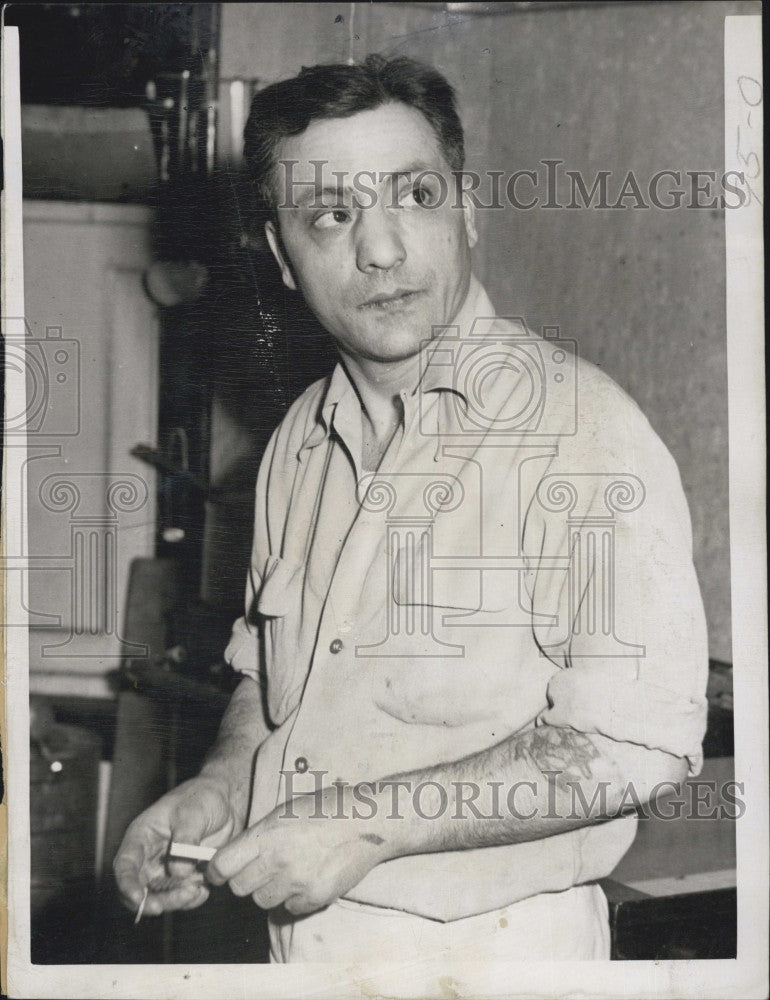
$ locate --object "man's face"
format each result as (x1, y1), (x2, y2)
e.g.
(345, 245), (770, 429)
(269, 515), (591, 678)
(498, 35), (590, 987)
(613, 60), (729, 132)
(264, 102), (477, 366)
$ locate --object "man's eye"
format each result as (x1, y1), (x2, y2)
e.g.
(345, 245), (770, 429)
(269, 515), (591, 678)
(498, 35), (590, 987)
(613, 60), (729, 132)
(401, 181), (439, 208)
(314, 209), (352, 229)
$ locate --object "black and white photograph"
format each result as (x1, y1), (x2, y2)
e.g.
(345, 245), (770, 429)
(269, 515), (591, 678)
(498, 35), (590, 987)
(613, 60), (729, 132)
(1, 3), (766, 998)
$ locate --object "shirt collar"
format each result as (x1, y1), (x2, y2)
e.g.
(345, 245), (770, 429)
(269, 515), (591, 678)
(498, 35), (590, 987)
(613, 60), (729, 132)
(419, 274), (497, 398)
(299, 274), (498, 452)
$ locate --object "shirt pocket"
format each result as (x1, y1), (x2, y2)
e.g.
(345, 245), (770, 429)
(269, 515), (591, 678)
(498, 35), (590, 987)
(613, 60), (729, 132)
(256, 554), (306, 724)
(378, 538), (519, 726)
(391, 533), (509, 616)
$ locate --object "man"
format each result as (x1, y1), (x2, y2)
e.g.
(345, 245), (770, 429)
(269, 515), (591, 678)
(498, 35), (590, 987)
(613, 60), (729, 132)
(115, 55), (708, 965)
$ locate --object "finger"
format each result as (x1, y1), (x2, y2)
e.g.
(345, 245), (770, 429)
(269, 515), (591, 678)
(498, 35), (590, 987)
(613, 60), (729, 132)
(114, 834), (165, 910)
(207, 826), (263, 885)
(251, 877), (292, 911)
(166, 858), (198, 880)
(114, 855), (146, 910)
(227, 856), (272, 897)
(176, 884), (211, 911)
(141, 877), (208, 917)
(284, 893), (319, 917)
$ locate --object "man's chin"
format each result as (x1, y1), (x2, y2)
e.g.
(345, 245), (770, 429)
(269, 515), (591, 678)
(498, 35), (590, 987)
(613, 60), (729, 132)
(364, 319), (442, 359)
(364, 334), (433, 364)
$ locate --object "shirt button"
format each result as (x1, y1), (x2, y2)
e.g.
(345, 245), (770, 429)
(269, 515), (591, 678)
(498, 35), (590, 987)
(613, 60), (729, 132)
(329, 638), (344, 654)
(294, 756), (309, 773)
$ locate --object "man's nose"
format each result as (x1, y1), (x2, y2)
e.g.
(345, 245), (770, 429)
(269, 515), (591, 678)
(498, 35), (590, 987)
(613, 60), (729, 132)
(355, 207), (406, 272)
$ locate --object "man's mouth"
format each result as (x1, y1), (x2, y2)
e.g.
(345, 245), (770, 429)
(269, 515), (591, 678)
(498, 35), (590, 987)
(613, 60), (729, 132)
(358, 289), (425, 311)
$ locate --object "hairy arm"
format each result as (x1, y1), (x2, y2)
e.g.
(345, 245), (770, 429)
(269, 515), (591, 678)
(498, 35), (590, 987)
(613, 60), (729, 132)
(207, 718), (687, 916)
(361, 724), (688, 858)
(197, 676), (271, 828)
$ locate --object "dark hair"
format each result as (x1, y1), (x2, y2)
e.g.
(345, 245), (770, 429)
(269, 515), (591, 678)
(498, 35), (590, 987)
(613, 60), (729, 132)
(243, 53), (465, 212)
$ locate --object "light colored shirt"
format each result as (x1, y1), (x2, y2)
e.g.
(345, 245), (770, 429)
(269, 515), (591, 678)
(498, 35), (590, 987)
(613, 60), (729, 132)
(225, 275), (708, 923)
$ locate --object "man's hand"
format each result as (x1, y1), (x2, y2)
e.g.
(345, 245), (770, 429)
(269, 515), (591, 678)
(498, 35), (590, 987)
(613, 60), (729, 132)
(207, 786), (391, 916)
(113, 776), (242, 919)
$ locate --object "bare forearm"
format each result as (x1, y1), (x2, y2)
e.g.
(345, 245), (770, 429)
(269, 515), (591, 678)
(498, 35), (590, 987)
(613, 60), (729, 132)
(208, 718), (685, 920)
(199, 677), (270, 827)
(362, 725), (687, 860)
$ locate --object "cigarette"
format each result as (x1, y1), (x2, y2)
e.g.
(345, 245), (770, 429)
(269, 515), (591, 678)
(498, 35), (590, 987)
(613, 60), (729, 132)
(134, 886), (148, 925)
(168, 841), (217, 862)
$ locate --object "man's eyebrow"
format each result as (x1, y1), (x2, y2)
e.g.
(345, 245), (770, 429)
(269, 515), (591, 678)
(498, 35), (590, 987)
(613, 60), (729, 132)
(291, 164), (450, 207)
(294, 184), (356, 207)
(381, 163), (444, 179)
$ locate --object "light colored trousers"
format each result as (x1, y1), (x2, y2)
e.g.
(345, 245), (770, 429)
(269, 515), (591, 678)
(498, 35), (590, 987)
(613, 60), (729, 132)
(269, 882), (610, 964)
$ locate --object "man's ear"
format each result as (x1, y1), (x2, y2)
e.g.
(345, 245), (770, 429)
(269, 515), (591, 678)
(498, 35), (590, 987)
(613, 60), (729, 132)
(265, 220), (297, 291)
(459, 178), (478, 250)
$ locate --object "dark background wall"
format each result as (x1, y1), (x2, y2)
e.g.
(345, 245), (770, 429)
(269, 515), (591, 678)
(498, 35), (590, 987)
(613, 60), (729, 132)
(217, 0), (754, 663)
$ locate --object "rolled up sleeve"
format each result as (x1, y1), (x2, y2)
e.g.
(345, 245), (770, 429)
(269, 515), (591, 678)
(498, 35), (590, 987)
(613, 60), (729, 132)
(541, 665), (708, 774)
(224, 561), (262, 681)
(224, 422), (282, 683)
(526, 377), (709, 776)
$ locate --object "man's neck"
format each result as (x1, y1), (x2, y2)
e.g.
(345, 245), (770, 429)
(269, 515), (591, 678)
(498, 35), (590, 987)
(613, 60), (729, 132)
(339, 274), (480, 445)
(340, 351), (420, 444)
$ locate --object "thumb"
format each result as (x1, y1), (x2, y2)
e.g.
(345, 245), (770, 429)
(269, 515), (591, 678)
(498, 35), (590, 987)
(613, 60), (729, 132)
(172, 781), (232, 842)
(171, 798), (212, 845)
(166, 791), (233, 879)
